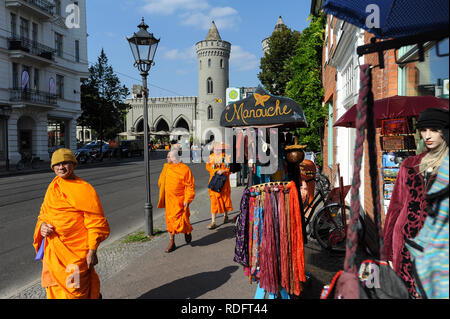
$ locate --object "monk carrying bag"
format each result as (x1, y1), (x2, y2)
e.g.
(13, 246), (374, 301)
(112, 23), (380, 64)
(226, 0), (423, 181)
(208, 172), (227, 193)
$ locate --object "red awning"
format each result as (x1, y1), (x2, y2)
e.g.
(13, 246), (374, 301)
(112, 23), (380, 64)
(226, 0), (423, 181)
(334, 95), (449, 128)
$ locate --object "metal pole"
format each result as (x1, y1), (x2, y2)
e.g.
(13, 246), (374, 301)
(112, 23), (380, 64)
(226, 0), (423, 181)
(141, 71), (153, 236)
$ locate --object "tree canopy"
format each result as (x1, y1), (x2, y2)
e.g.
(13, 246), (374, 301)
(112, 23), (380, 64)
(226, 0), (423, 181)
(285, 15), (327, 154)
(78, 49), (130, 142)
(258, 25), (301, 96)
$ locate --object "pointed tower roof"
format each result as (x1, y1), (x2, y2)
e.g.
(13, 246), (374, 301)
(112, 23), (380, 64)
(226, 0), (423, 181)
(274, 16), (286, 31)
(206, 21), (222, 40)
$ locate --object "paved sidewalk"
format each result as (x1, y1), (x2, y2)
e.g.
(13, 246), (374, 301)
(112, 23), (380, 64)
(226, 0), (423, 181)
(100, 185), (350, 299)
(101, 186), (258, 299)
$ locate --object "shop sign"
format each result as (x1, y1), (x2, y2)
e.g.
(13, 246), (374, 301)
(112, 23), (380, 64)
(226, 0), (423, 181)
(226, 87), (241, 105)
(220, 87), (307, 128)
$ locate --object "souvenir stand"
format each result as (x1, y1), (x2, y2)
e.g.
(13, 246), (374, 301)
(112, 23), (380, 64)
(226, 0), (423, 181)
(220, 87), (311, 299)
(317, 0), (449, 299)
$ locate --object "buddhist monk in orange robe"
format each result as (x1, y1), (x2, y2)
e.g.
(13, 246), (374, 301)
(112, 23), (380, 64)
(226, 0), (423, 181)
(206, 142), (233, 229)
(158, 149), (195, 252)
(33, 148), (110, 299)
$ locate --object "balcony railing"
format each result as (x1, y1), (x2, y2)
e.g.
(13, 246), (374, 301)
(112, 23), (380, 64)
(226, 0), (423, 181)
(10, 89), (58, 105)
(8, 36), (55, 61)
(6, 0), (55, 16)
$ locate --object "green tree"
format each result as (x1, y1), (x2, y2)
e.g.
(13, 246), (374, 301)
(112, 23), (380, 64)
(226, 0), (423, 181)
(78, 49), (130, 144)
(285, 15), (327, 157)
(258, 25), (301, 96)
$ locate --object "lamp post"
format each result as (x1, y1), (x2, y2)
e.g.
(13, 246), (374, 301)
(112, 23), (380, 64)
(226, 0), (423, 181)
(127, 18), (160, 236)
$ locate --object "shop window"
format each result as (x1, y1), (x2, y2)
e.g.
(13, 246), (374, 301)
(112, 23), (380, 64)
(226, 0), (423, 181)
(48, 119), (66, 152)
(400, 39), (449, 98)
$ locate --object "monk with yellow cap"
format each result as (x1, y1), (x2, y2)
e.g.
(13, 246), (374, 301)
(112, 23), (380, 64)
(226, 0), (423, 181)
(158, 148), (195, 253)
(33, 148), (110, 299)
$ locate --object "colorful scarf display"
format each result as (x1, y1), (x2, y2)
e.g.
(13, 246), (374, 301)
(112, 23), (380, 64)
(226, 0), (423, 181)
(235, 181), (306, 296)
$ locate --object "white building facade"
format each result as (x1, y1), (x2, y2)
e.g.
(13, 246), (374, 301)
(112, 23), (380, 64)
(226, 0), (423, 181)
(0, 0), (88, 168)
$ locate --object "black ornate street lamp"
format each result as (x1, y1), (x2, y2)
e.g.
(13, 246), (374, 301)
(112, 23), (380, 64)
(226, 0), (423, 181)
(127, 18), (160, 236)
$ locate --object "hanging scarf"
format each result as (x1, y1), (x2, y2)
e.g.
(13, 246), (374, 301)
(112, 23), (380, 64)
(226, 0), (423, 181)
(234, 187), (250, 266)
(288, 181), (306, 296)
(244, 191), (256, 278)
(285, 187), (294, 294)
(251, 192), (264, 278)
(270, 187), (281, 278)
(259, 186), (279, 294)
(278, 185), (290, 292)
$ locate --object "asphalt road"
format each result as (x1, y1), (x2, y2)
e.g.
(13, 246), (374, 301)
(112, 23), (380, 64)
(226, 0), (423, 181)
(0, 154), (211, 298)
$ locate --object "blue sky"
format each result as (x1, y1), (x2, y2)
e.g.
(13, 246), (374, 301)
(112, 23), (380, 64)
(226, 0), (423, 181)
(86, 0), (312, 98)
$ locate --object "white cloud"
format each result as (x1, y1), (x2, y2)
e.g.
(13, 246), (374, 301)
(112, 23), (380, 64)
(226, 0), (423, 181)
(230, 45), (259, 71)
(141, 0), (210, 15)
(141, 0), (240, 30)
(162, 45), (196, 61)
(180, 7), (240, 30)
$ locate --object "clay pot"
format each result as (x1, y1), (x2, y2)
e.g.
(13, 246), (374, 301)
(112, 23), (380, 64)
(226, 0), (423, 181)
(286, 149), (305, 164)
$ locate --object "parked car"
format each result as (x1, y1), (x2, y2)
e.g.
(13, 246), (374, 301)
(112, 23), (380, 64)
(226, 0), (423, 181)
(119, 140), (144, 157)
(74, 142), (110, 163)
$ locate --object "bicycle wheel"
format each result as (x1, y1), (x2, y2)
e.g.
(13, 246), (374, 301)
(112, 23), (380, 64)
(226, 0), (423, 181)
(313, 203), (365, 253)
(16, 160), (25, 170)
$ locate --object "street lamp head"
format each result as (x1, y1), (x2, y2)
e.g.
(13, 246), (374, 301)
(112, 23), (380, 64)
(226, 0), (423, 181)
(127, 18), (160, 74)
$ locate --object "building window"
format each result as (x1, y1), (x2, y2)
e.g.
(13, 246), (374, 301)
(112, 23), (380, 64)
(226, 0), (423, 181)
(207, 77), (213, 94)
(20, 18), (29, 40)
(220, 59), (223, 68)
(55, 0), (61, 16)
(207, 105), (213, 120)
(327, 101), (334, 168)
(75, 40), (80, 62)
(208, 58), (211, 68)
(22, 65), (30, 90)
(199, 60), (202, 70)
(34, 68), (40, 91)
(55, 32), (63, 57)
(12, 63), (19, 89)
(56, 74), (64, 98)
(10, 13), (16, 38)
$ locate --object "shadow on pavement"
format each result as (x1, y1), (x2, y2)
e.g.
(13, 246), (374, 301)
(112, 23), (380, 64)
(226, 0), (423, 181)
(190, 224), (235, 247)
(137, 266), (239, 299)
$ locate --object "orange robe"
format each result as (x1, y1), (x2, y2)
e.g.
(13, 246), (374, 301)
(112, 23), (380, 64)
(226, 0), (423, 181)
(33, 176), (110, 299)
(158, 162), (195, 234)
(206, 153), (233, 214)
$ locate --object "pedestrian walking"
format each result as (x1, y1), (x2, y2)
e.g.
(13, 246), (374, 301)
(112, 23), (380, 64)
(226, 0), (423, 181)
(383, 108), (449, 298)
(33, 148), (110, 299)
(158, 148), (195, 253)
(206, 142), (233, 229)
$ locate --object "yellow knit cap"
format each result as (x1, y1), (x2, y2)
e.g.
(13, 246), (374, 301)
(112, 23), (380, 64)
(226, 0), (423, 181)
(50, 148), (78, 168)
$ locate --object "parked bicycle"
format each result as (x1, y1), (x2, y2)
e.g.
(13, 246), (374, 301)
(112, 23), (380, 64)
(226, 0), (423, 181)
(16, 152), (40, 170)
(305, 170), (366, 253)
